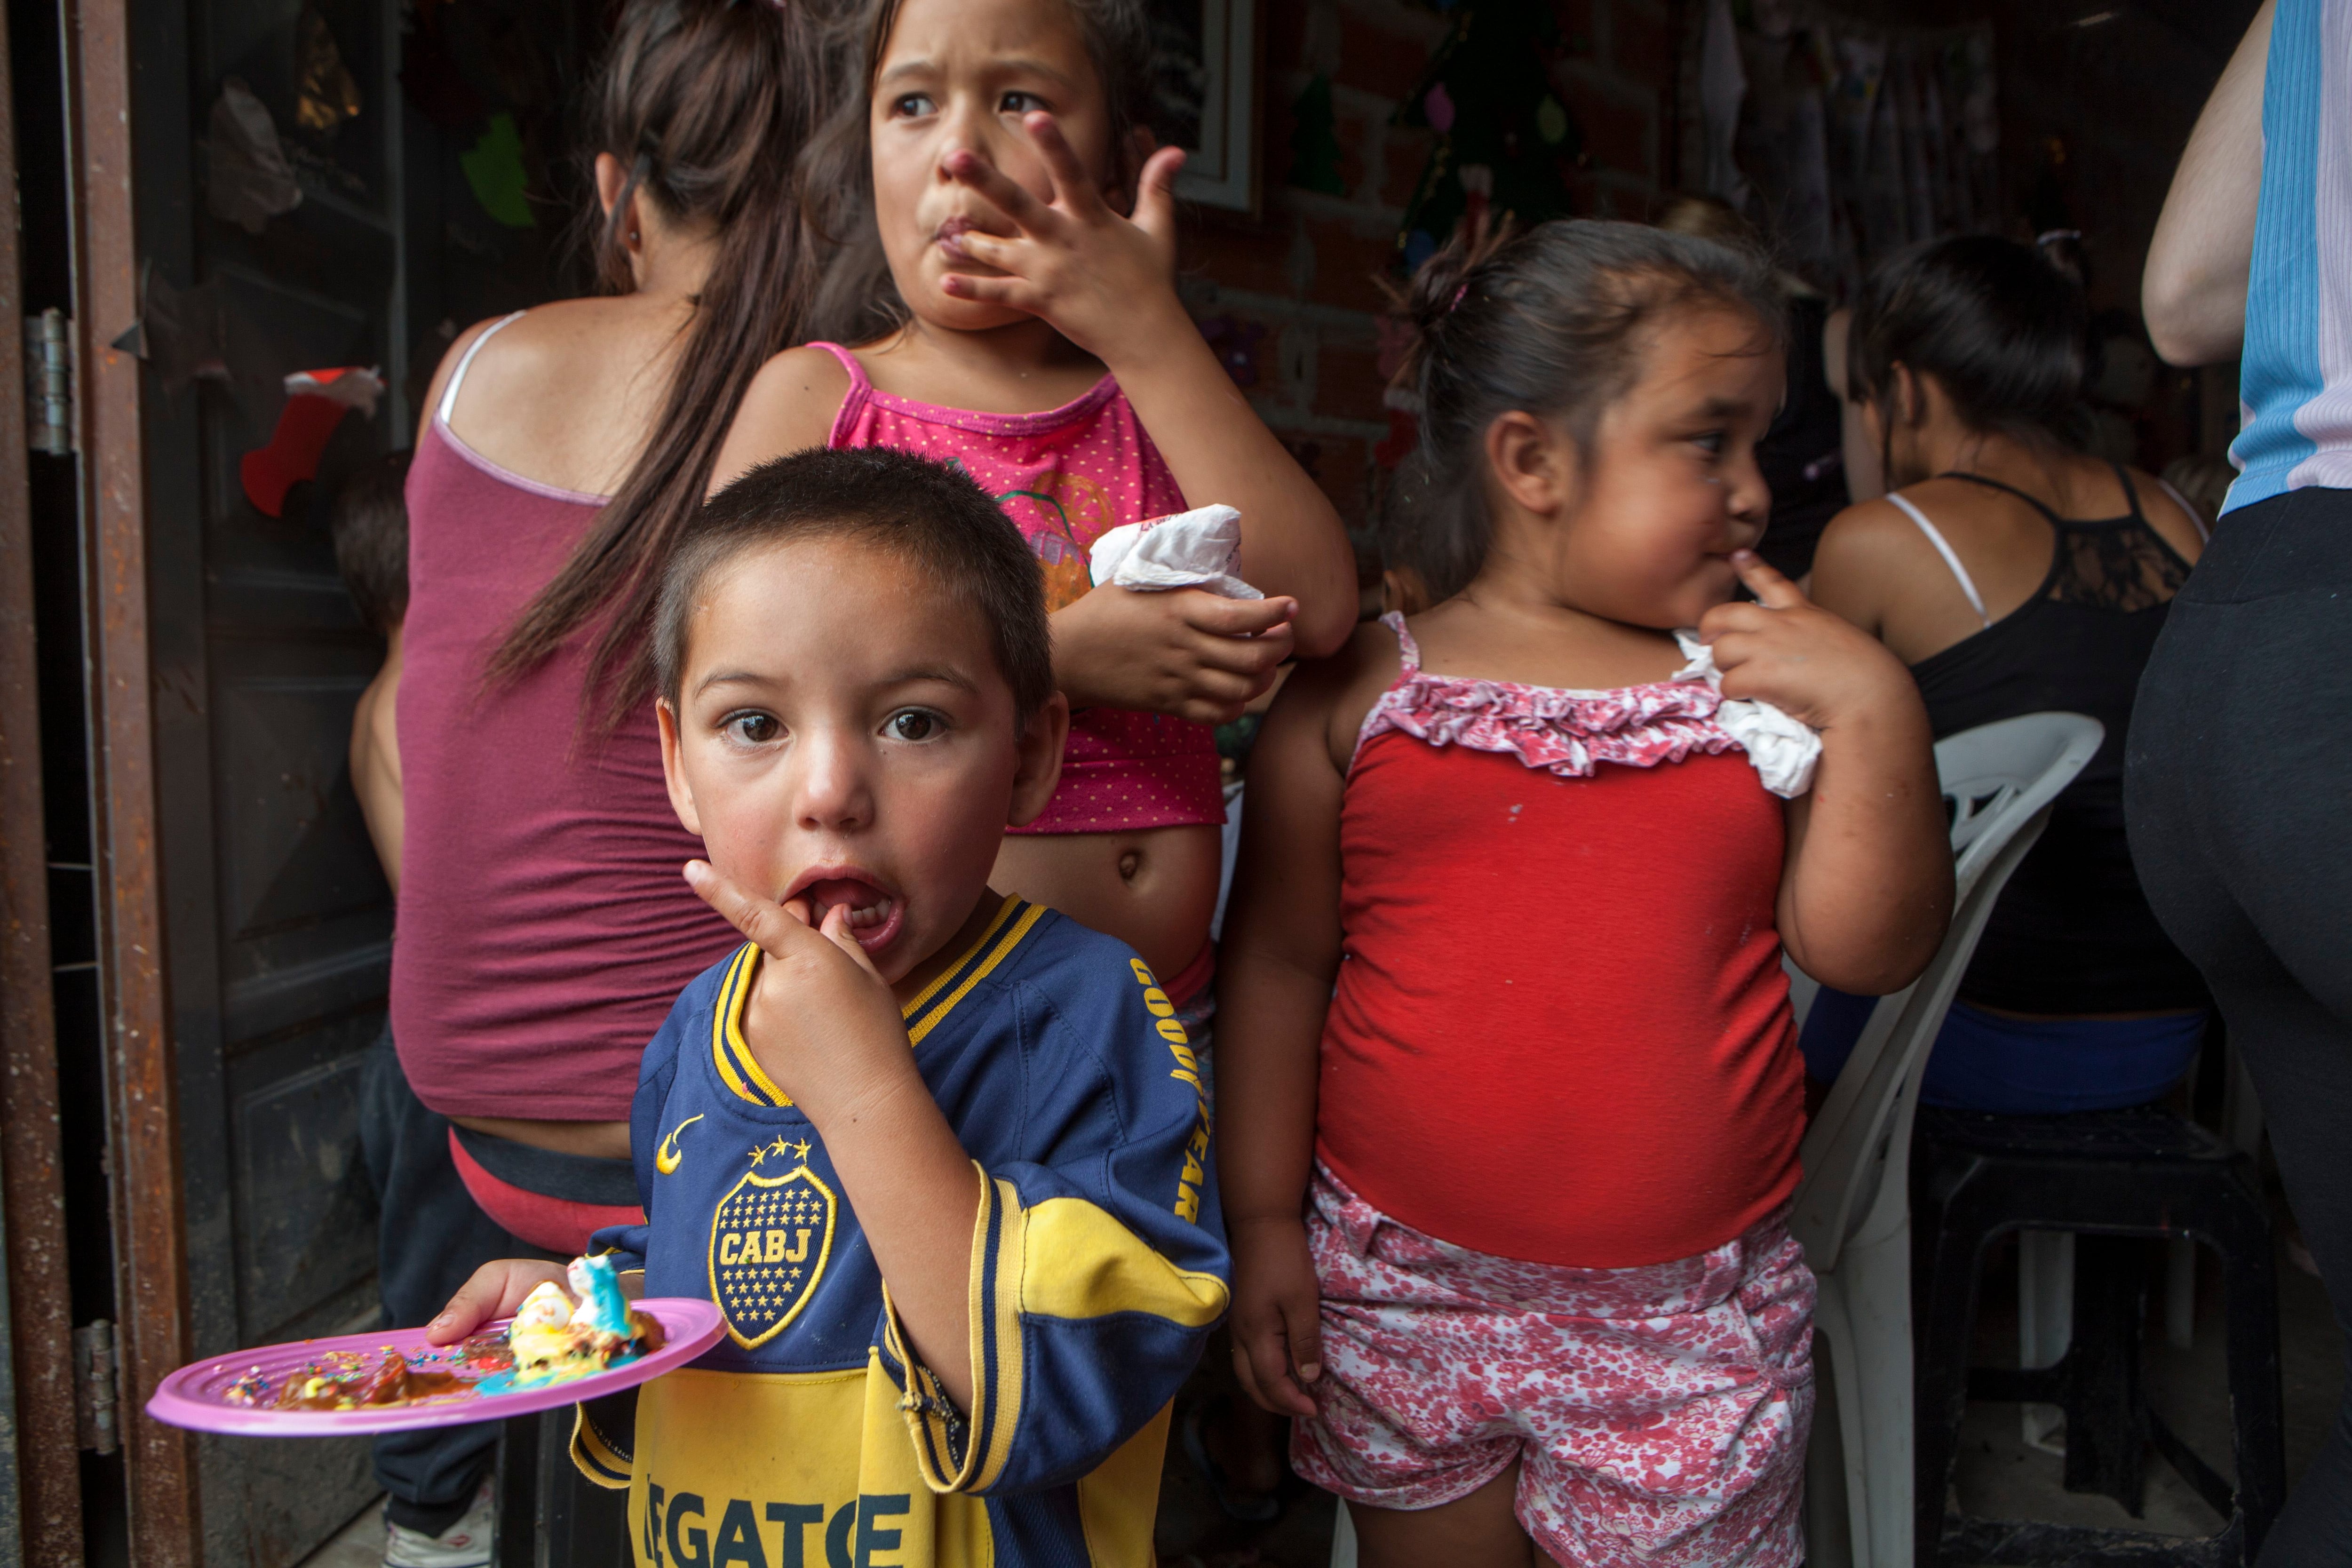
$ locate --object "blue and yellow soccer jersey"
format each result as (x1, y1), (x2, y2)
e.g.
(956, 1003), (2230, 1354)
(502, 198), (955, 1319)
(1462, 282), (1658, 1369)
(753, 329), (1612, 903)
(581, 896), (1228, 1568)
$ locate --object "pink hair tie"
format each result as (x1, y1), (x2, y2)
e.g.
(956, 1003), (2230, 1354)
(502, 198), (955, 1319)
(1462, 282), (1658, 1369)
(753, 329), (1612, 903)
(1449, 284), (1470, 312)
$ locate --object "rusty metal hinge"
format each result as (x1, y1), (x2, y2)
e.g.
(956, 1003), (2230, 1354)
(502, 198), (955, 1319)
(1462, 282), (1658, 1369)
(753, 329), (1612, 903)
(23, 309), (75, 455)
(72, 1319), (117, 1454)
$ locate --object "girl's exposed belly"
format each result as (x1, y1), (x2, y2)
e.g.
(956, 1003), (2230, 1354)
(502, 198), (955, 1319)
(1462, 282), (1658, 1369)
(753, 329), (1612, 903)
(991, 823), (1221, 981)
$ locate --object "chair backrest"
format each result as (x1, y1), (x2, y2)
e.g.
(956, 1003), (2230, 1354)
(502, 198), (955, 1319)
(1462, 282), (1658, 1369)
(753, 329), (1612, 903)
(1788, 712), (2105, 1274)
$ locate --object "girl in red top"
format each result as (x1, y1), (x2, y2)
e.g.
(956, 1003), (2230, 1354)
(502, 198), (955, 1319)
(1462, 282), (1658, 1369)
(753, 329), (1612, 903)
(1218, 222), (1952, 1568)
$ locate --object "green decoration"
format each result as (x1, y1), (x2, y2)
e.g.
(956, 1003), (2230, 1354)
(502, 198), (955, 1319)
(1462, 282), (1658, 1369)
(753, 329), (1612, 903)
(461, 112), (537, 229)
(1391, 0), (1584, 273)
(1288, 73), (1348, 196)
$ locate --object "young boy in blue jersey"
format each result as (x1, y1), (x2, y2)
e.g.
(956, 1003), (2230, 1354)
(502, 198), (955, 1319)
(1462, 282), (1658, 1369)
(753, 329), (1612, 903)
(428, 447), (1229, 1568)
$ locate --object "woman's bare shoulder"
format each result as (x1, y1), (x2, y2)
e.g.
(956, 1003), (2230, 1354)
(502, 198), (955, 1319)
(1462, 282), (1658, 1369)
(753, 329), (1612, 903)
(1809, 495), (1952, 630)
(708, 346), (853, 493)
(1814, 494), (1949, 569)
(423, 297), (691, 492)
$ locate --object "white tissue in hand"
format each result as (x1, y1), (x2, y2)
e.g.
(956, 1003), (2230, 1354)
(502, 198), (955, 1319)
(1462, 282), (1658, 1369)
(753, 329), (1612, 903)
(1671, 631), (1823, 798)
(1088, 504), (1263, 599)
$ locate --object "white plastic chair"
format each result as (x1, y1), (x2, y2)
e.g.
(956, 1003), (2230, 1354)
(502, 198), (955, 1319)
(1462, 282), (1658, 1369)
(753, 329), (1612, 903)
(1795, 711), (2103, 1568)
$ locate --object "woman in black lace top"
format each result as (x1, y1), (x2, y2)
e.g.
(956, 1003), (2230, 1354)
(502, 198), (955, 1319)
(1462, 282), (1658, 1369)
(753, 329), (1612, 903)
(1803, 235), (2212, 1113)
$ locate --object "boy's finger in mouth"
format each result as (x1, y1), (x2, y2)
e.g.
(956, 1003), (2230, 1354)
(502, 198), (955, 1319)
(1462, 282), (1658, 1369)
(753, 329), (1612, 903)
(785, 869), (905, 954)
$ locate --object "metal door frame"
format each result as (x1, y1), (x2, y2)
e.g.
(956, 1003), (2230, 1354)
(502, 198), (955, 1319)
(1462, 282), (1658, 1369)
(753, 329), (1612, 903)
(51, 0), (198, 1560)
(0, 6), (58, 1565)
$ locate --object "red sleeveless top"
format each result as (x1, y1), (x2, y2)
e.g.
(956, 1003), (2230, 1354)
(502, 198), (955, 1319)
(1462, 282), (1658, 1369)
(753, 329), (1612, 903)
(391, 315), (738, 1121)
(1316, 617), (1807, 1268)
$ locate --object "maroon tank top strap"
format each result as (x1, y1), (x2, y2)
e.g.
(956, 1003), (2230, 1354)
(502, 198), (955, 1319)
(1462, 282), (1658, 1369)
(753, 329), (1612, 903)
(806, 342), (873, 449)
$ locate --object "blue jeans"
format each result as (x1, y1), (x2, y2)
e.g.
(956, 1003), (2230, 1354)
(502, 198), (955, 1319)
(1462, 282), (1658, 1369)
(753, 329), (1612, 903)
(358, 1029), (553, 1534)
(1798, 992), (2204, 1114)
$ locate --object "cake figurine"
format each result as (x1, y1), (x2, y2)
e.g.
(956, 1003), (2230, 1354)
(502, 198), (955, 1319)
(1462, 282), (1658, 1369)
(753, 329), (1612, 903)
(498, 1255), (665, 1391)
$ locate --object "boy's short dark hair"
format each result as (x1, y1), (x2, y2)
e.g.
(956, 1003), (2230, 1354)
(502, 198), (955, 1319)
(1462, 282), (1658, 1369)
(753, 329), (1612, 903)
(656, 447), (1055, 724)
(331, 449), (413, 635)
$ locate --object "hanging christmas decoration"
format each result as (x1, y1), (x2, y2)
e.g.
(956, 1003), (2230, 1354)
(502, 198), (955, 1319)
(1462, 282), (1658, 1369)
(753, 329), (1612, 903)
(1390, 0), (1584, 275)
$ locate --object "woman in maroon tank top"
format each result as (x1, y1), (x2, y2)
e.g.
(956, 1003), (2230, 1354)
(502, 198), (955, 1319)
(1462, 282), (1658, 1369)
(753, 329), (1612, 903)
(359, 4), (845, 1554)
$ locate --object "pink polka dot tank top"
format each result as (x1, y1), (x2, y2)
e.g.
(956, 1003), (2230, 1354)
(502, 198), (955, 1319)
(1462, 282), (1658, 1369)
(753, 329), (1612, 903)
(813, 342), (1225, 834)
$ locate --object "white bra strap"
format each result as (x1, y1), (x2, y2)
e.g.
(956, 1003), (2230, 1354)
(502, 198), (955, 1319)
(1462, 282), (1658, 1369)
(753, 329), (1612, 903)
(1887, 492), (1991, 628)
(2155, 477), (2213, 542)
(436, 310), (527, 426)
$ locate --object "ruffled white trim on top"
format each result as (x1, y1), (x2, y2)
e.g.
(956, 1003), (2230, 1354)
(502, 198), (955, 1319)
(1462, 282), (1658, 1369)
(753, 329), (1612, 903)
(1351, 614), (1820, 798)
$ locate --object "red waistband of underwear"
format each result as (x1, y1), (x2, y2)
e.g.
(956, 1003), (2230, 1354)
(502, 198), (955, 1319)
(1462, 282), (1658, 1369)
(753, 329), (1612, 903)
(448, 1129), (645, 1256)
(1161, 939), (1216, 1013)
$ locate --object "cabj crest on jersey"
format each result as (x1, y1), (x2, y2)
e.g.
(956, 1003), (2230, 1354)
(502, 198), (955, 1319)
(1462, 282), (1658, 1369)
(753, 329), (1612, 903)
(707, 1144), (834, 1347)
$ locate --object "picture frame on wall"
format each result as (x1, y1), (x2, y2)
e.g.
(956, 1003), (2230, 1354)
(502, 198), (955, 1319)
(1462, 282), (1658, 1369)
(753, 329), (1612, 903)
(1151, 0), (1259, 212)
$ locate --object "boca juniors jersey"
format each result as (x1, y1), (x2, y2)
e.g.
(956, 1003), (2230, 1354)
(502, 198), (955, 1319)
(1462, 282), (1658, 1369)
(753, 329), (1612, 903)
(580, 896), (1228, 1568)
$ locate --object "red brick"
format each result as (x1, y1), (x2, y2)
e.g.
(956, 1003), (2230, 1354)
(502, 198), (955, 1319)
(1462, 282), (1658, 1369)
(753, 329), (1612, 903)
(1609, 3), (1675, 89)
(1573, 93), (1650, 179)
(1317, 343), (1391, 424)
(1335, 12), (1435, 103)
(1555, 0), (1599, 55)
(1335, 111), (1375, 198)
(1282, 432), (1369, 529)
(1384, 126), (1435, 209)
(1181, 226), (1288, 298)
(1304, 216), (1409, 311)
(1265, 1), (1311, 73)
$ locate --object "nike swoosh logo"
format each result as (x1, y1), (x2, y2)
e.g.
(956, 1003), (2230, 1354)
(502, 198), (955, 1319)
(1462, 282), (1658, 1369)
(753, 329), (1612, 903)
(655, 1114), (704, 1175)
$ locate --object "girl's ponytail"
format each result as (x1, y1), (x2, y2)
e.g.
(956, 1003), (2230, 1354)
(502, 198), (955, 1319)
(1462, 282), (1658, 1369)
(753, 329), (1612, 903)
(1390, 219), (1783, 603)
(487, 0), (848, 730)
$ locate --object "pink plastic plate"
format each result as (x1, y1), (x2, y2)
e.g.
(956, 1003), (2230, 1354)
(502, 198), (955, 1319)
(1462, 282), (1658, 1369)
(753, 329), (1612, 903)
(145, 1298), (724, 1436)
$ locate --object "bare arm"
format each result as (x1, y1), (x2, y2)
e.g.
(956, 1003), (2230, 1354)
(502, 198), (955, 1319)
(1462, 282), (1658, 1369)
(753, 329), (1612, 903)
(1804, 502), (1899, 641)
(1099, 325), (1358, 656)
(1702, 556), (1950, 994)
(2145, 0), (2273, 366)
(350, 654), (404, 894)
(708, 347), (852, 494)
(1215, 640), (1368, 1416)
(943, 123), (1359, 656)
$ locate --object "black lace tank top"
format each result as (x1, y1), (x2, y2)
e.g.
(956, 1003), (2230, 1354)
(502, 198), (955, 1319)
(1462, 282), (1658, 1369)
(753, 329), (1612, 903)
(1904, 466), (2209, 1015)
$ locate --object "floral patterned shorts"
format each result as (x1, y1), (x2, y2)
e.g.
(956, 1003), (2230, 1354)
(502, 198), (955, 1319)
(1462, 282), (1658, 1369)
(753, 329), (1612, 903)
(1291, 1165), (1814, 1568)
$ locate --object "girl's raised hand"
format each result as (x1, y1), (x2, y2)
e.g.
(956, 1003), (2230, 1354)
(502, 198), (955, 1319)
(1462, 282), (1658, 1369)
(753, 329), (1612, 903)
(940, 113), (1189, 362)
(1698, 551), (1918, 732)
(1054, 585), (1297, 725)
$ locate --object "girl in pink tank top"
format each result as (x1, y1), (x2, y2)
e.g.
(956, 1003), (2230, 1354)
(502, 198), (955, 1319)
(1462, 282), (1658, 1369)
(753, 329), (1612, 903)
(716, 0), (1358, 993)
(811, 340), (1223, 834)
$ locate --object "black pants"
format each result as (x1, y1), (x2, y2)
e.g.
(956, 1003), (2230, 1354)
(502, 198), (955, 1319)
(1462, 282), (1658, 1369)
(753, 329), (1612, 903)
(2128, 486), (2352, 1565)
(358, 1030), (556, 1536)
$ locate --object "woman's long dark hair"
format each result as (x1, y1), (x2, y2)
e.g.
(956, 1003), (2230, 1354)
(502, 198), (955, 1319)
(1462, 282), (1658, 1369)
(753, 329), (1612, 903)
(1845, 234), (2089, 481)
(486, 0), (849, 730)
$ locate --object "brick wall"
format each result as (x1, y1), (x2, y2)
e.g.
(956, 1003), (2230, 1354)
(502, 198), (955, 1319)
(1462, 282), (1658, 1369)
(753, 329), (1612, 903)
(1176, 0), (1680, 541)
